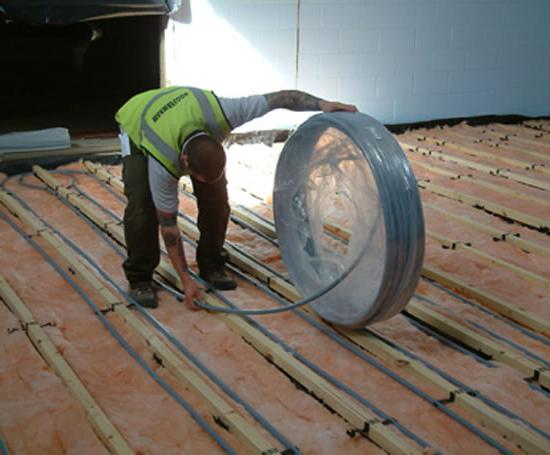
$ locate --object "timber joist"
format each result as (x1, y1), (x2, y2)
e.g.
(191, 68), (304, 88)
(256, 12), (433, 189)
(1, 185), (284, 455)
(338, 323), (550, 454)
(525, 120), (550, 134)
(480, 125), (550, 150)
(403, 301), (550, 388)
(159, 259), (420, 455)
(230, 194), (550, 338)
(85, 162), (550, 453)
(38, 166), (422, 455)
(228, 208), (550, 410)
(417, 179), (549, 232)
(400, 140), (550, 191)
(199, 205), (550, 453)
(426, 231), (550, 289)
(313, 229), (549, 368)
(83, 160), (125, 194)
(0, 275), (133, 455)
(79, 162), (550, 452)
(423, 202), (550, 257)
(175, 196), (550, 453)
(420, 132), (550, 173)
(421, 266), (550, 337)
(431, 129), (550, 169)
(410, 159), (550, 208)
(470, 125), (550, 150)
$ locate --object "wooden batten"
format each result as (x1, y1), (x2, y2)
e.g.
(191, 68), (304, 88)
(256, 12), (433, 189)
(0, 275), (133, 454)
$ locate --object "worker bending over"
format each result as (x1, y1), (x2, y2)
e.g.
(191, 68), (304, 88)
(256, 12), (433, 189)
(115, 87), (357, 309)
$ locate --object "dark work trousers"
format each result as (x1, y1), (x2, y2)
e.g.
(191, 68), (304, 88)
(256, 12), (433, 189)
(191, 173), (230, 274)
(121, 143), (230, 287)
(122, 144), (160, 288)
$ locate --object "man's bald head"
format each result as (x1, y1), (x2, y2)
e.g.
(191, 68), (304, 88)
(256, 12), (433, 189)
(184, 135), (226, 183)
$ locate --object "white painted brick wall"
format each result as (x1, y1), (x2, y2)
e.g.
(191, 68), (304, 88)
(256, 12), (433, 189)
(165, 0), (550, 125)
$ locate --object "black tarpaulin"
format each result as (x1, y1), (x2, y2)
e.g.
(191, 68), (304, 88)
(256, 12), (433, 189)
(0, 1), (181, 24)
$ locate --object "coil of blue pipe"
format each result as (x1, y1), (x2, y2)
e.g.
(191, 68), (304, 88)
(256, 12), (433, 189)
(273, 112), (425, 328)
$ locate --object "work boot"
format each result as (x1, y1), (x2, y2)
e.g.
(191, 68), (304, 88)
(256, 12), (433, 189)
(220, 248), (230, 264)
(200, 268), (237, 291)
(129, 283), (157, 308)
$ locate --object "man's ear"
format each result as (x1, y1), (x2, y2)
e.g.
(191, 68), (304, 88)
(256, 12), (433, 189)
(181, 152), (189, 168)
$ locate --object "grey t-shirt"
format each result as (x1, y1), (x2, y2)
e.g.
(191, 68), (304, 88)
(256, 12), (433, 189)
(148, 94), (268, 212)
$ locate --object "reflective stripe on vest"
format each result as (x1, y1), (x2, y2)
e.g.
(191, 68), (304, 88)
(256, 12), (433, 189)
(118, 87), (230, 178)
(140, 87), (182, 168)
(188, 87), (226, 140)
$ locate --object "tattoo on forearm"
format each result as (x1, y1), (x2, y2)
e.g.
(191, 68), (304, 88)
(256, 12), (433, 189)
(158, 212), (177, 227)
(163, 231), (177, 248)
(162, 227), (188, 269)
(175, 237), (185, 261)
(266, 90), (322, 112)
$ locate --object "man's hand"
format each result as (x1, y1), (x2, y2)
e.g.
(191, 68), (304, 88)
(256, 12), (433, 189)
(181, 274), (202, 311)
(319, 100), (358, 113)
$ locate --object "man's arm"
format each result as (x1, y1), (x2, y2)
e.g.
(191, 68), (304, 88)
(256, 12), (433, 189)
(264, 90), (358, 113)
(157, 210), (201, 310)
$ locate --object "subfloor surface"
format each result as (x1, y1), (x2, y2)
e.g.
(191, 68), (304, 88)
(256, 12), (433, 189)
(0, 120), (549, 454)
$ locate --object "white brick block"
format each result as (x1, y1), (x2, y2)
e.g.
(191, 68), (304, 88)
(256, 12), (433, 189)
(377, 73), (413, 97)
(517, 26), (549, 46)
(338, 76), (377, 101)
(362, 0), (411, 26)
(356, 96), (394, 123)
(449, 69), (523, 93)
(207, 0), (232, 18)
(496, 48), (540, 69)
(519, 86), (550, 117)
(229, 2), (280, 30)
(253, 28), (296, 57)
(416, 26), (451, 50)
(394, 95), (432, 124)
(380, 26), (415, 51)
(410, 1), (438, 25)
(414, 71), (449, 95)
(448, 71), (486, 93)
(471, 89), (510, 116)
(432, 50), (465, 72)
(359, 52), (397, 75)
(491, 86), (543, 115)
(396, 50), (432, 73)
(496, 2), (530, 27)
(436, 2), (486, 27)
(450, 27), (485, 49)
(298, 53), (320, 77)
(321, 2), (362, 27)
(465, 49), (498, 70)
(300, 2), (322, 28)
(429, 93), (474, 119)
(278, 2), (298, 29)
(300, 27), (339, 53)
(320, 53), (360, 78)
(475, 2), (511, 27)
(339, 27), (379, 53)
(274, 54), (298, 85)
(297, 75), (339, 99)
(517, 65), (549, 88)
(484, 27), (518, 48)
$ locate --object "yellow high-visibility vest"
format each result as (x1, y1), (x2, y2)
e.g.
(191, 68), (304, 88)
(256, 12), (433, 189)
(115, 86), (230, 177)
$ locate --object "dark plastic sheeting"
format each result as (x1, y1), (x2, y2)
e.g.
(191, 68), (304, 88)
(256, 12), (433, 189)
(0, 1), (181, 24)
(274, 112), (425, 328)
